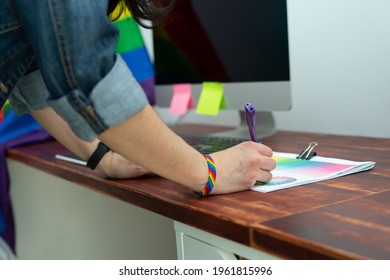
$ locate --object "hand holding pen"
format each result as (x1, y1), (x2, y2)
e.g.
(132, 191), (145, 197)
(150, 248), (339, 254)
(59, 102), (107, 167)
(200, 102), (275, 194)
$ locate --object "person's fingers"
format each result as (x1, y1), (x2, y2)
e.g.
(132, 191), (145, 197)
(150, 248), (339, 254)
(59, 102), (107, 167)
(260, 156), (277, 171)
(257, 143), (273, 157)
(241, 141), (273, 157)
(239, 142), (275, 171)
(257, 170), (273, 182)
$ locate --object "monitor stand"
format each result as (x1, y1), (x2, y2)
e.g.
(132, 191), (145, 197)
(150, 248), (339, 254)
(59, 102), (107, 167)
(208, 111), (276, 140)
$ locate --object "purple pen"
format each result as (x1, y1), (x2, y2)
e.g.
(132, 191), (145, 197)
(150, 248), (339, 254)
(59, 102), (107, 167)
(245, 103), (258, 142)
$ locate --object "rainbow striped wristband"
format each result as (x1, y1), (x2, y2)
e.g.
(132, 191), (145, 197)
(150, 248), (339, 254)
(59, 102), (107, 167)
(194, 154), (216, 197)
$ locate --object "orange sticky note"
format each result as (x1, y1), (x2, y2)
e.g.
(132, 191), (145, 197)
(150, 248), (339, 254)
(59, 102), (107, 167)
(196, 82), (226, 116)
(170, 84), (195, 115)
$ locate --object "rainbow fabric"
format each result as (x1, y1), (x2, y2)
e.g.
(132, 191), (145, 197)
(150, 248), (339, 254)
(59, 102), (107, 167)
(111, 8), (155, 104)
(0, 101), (41, 142)
(0, 101), (10, 124)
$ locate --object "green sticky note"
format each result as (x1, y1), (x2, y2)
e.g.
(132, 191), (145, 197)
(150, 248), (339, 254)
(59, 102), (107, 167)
(196, 82), (226, 116)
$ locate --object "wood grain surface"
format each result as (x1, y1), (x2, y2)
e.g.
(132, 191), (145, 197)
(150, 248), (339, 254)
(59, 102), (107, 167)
(7, 127), (390, 259)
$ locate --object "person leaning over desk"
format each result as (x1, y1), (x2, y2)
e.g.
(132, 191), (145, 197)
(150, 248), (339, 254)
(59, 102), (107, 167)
(0, 0), (276, 197)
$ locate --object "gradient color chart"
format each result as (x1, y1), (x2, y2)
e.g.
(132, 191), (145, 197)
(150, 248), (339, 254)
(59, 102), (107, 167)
(253, 153), (375, 193)
(273, 155), (356, 178)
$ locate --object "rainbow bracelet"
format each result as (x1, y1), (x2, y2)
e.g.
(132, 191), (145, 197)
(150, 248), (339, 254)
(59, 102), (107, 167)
(194, 154), (216, 197)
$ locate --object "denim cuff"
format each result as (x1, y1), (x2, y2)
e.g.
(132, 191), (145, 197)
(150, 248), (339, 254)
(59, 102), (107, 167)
(49, 55), (149, 141)
(9, 70), (49, 114)
(10, 54), (149, 142)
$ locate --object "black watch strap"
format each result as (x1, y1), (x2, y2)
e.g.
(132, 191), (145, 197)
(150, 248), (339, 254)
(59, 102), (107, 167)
(86, 142), (110, 170)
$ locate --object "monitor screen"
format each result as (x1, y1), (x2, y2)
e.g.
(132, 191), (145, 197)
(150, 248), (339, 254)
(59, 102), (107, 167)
(152, 0), (291, 136)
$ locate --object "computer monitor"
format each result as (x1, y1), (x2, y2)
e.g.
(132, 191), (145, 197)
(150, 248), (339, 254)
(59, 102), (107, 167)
(152, 0), (291, 138)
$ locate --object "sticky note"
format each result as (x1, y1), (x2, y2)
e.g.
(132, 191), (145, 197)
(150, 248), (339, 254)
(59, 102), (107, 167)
(170, 84), (194, 115)
(196, 82), (226, 116)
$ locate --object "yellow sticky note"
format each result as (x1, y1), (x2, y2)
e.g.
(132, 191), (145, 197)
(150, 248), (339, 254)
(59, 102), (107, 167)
(196, 82), (226, 116)
(170, 84), (195, 115)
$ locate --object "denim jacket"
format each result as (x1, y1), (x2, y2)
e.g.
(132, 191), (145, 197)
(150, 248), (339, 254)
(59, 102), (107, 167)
(0, 0), (148, 141)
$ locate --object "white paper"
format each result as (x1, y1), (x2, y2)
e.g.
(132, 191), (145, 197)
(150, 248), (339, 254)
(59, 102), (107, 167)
(252, 152), (376, 193)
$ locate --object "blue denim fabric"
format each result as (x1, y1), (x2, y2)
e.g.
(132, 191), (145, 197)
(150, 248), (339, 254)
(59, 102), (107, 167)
(1, 0), (148, 141)
(0, 0), (35, 108)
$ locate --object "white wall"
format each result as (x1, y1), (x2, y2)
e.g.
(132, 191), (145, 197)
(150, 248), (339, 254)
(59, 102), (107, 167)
(143, 0), (390, 138)
(273, 0), (390, 138)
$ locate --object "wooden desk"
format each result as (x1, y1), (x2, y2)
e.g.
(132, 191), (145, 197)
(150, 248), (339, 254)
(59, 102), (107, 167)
(7, 129), (390, 259)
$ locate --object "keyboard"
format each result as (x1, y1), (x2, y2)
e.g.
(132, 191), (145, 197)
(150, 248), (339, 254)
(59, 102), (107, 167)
(180, 134), (249, 154)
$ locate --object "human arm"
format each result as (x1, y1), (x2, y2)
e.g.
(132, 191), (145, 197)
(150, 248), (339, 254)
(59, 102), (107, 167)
(97, 104), (275, 194)
(32, 104), (275, 194)
(31, 107), (149, 179)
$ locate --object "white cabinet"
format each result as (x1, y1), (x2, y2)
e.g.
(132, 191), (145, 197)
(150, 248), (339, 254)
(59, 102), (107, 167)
(175, 222), (280, 260)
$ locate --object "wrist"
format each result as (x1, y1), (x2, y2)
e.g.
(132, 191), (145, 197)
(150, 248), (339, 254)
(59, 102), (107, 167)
(86, 142), (110, 170)
(94, 150), (111, 174)
(194, 154), (216, 197)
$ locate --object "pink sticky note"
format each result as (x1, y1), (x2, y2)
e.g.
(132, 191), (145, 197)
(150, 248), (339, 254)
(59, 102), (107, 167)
(170, 84), (194, 115)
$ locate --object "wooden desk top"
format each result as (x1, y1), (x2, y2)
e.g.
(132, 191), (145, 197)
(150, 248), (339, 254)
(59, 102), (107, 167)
(7, 128), (390, 259)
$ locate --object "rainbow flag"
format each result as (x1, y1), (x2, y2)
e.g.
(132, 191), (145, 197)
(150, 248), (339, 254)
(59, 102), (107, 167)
(111, 8), (155, 104)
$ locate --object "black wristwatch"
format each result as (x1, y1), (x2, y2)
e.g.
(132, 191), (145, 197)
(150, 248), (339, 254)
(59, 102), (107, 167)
(86, 142), (110, 170)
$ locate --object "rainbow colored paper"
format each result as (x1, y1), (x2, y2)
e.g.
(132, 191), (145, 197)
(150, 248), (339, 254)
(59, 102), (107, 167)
(252, 152), (375, 193)
(272, 155), (355, 178)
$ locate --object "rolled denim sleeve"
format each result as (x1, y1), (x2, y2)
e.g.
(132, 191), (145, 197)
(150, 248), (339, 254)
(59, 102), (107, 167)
(51, 55), (148, 141)
(14, 0), (148, 141)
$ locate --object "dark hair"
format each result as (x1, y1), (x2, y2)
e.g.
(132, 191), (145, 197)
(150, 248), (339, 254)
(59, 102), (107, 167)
(108, 0), (177, 28)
